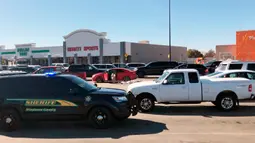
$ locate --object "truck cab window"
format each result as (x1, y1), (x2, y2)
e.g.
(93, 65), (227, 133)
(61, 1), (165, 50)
(188, 72), (199, 83)
(247, 72), (255, 80)
(166, 73), (185, 84)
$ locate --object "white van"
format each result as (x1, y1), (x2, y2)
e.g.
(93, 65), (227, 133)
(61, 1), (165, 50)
(215, 60), (255, 72)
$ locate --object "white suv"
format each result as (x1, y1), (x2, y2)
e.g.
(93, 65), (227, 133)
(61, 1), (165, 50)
(215, 60), (255, 72)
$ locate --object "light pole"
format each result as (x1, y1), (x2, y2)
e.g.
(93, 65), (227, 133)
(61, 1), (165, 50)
(168, 0), (172, 61)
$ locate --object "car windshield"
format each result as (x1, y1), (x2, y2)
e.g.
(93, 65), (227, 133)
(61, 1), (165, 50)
(63, 64), (69, 67)
(155, 71), (169, 83)
(65, 75), (97, 91)
(145, 62), (152, 67)
(107, 65), (115, 68)
(127, 64), (145, 67)
(204, 61), (215, 67)
(206, 72), (223, 77)
(174, 63), (187, 69)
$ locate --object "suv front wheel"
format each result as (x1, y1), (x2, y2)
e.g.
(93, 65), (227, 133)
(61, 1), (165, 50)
(0, 109), (21, 132)
(88, 107), (114, 129)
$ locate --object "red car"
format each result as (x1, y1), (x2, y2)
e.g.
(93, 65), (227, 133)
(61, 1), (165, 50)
(33, 66), (87, 80)
(92, 68), (137, 83)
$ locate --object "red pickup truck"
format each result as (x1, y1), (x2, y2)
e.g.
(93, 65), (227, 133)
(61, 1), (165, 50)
(33, 66), (87, 80)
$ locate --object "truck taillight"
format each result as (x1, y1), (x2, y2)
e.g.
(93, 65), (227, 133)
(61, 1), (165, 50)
(249, 84), (252, 92)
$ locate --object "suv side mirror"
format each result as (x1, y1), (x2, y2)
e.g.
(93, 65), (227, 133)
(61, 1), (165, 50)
(162, 80), (168, 84)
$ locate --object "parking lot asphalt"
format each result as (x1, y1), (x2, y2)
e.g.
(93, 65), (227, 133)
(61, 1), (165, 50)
(1, 78), (255, 143)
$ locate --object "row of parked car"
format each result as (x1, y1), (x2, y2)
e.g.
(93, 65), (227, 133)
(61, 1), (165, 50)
(3, 59), (255, 83)
(0, 60), (222, 83)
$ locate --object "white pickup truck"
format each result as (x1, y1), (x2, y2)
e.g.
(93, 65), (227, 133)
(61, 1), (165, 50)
(127, 69), (254, 112)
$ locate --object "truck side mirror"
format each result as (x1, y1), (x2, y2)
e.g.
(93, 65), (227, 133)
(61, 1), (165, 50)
(162, 80), (168, 84)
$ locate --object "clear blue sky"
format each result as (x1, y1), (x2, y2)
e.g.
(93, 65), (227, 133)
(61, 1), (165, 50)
(0, 0), (255, 51)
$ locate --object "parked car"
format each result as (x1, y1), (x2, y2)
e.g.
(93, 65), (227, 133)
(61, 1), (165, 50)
(113, 63), (129, 68)
(0, 70), (27, 76)
(34, 66), (87, 80)
(125, 63), (146, 70)
(52, 63), (70, 70)
(201, 70), (255, 80)
(1, 65), (9, 70)
(126, 63), (145, 68)
(33, 66), (66, 74)
(9, 65), (38, 73)
(127, 69), (254, 112)
(204, 60), (222, 73)
(135, 61), (179, 78)
(215, 60), (255, 72)
(0, 73), (138, 131)
(174, 63), (208, 75)
(92, 68), (137, 83)
(92, 64), (116, 69)
(68, 64), (105, 77)
(28, 65), (41, 70)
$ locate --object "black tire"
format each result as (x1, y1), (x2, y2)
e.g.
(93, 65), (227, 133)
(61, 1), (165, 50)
(0, 109), (21, 132)
(137, 72), (145, 78)
(96, 77), (103, 83)
(123, 76), (131, 82)
(215, 95), (237, 111)
(88, 107), (114, 129)
(137, 96), (155, 112)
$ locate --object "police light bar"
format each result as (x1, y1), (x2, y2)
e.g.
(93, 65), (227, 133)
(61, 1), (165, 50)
(45, 72), (58, 77)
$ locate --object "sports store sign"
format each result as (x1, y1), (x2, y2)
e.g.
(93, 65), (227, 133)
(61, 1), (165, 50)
(67, 46), (98, 52)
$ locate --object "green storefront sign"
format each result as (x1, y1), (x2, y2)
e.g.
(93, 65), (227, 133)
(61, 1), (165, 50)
(17, 48), (30, 56)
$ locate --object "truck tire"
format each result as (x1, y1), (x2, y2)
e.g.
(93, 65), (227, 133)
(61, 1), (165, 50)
(88, 107), (114, 129)
(137, 96), (155, 112)
(215, 95), (237, 111)
(137, 72), (145, 78)
(0, 109), (21, 132)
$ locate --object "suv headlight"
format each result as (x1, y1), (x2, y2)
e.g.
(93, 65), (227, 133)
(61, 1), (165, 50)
(133, 68), (138, 71)
(112, 96), (128, 102)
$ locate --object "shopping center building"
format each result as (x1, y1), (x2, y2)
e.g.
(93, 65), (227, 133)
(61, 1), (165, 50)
(216, 30), (255, 61)
(0, 29), (187, 65)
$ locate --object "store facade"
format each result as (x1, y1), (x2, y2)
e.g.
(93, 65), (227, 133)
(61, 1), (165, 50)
(0, 29), (187, 65)
(216, 30), (255, 61)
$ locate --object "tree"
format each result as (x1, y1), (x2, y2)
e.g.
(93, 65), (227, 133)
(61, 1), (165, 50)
(187, 49), (203, 58)
(204, 49), (216, 57)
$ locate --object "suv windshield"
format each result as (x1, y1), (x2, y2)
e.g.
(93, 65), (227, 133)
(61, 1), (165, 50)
(217, 64), (227, 71)
(65, 75), (97, 91)
(155, 71), (169, 83)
